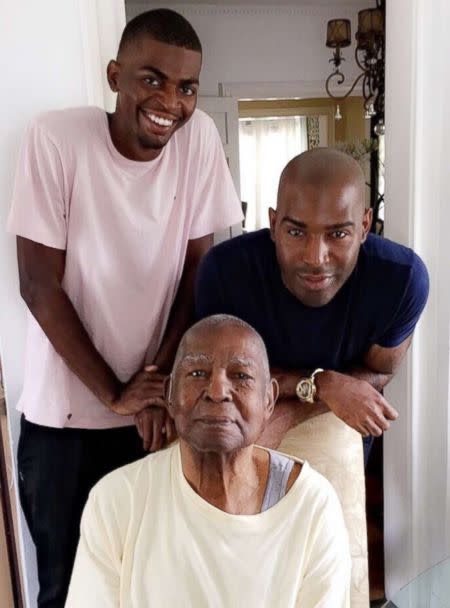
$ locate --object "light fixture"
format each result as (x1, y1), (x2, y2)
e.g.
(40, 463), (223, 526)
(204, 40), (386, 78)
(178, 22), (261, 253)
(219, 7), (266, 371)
(325, 0), (385, 131)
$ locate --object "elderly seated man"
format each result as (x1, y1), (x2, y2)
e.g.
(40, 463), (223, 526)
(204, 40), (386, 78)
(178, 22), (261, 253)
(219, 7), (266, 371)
(66, 315), (351, 608)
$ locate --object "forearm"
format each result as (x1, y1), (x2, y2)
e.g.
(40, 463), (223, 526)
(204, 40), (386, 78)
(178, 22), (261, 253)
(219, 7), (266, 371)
(257, 398), (328, 449)
(153, 234), (213, 372)
(25, 286), (120, 408)
(344, 365), (392, 392)
(271, 345), (403, 438)
(273, 365), (391, 404)
(153, 263), (197, 373)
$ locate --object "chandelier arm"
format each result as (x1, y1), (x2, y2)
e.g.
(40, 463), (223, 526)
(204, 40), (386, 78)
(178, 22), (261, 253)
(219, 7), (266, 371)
(362, 74), (372, 106)
(354, 46), (367, 72)
(325, 70), (365, 100)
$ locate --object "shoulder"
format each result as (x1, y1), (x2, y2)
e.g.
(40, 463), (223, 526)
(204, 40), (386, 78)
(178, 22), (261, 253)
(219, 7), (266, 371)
(289, 462), (348, 544)
(29, 106), (104, 146)
(360, 234), (429, 293)
(295, 461), (340, 506)
(363, 233), (426, 273)
(89, 446), (173, 510)
(203, 229), (273, 269)
(184, 108), (216, 134)
(173, 108), (217, 147)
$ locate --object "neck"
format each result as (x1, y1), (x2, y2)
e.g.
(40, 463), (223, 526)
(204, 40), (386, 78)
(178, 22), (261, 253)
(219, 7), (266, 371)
(180, 441), (269, 515)
(107, 111), (161, 162)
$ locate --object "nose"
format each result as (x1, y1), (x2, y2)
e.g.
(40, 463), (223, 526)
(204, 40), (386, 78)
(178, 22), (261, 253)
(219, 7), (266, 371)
(204, 369), (232, 403)
(302, 234), (329, 267)
(158, 84), (181, 113)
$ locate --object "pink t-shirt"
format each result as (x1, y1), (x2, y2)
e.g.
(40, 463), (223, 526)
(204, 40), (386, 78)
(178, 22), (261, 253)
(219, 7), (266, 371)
(7, 106), (242, 429)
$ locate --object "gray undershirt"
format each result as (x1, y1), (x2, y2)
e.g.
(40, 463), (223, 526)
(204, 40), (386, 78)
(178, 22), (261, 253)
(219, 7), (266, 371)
(260, 451), (295, 512)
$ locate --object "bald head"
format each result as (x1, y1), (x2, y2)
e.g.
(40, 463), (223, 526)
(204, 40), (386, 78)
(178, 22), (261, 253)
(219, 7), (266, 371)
(277, 148), (366, 212)
(269, 147), (372, 308)
(173, 314), (270, 382)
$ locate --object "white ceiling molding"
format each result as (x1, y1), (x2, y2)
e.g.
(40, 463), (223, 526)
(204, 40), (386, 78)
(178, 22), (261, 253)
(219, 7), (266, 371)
(126, 3), (362, 19)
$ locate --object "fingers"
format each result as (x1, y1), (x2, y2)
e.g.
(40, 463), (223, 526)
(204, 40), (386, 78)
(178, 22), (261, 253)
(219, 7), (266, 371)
(370, 410), (391, 432)
(138, 408), (167, 452)
(150, 409), (166, 452)
(145, 397), (167, 409)
(141, 411), (153, 451)
(360, 399), (398, 437)
(143, 366), (166, 382)
(135, 413), (143, 437)
(364, 395), (397, 433)
(165, 415), (177, 444)
(382, 400), (399, 421)
(363, 418), (383, 437)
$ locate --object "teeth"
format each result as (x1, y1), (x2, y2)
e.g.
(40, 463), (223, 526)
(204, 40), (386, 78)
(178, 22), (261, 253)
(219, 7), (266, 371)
(145, 112), (173, 127)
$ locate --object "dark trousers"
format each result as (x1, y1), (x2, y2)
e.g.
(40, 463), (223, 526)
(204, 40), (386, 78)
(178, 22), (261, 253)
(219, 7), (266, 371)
(363, 434), (374, 467)
(17, 415), (146, 608)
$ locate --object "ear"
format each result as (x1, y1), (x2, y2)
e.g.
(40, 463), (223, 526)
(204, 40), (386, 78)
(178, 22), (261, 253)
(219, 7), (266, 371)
(107, 60), (121, 93)
(164, 374), (174, 417)
(361, 207), (373, 242)
(268, 208), (277, 242)
(263, 378), (278, 421)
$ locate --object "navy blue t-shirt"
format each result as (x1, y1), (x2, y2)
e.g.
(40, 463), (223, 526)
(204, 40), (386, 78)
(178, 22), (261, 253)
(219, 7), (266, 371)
(195, 229), (429, 371)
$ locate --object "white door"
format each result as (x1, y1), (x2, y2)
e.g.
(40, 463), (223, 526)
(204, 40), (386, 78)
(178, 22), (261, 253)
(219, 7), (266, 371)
(197, 96), (242, 243)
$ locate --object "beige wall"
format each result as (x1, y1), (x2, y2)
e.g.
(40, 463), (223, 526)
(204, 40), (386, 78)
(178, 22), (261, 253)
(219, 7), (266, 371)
(238, 96), (367, 145)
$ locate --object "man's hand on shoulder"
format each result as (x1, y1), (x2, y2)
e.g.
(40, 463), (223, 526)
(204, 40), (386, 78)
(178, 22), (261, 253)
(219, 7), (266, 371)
(110, 365), (167, 416)
(316, 370), (398, 437)
(110, 365), (178, 452)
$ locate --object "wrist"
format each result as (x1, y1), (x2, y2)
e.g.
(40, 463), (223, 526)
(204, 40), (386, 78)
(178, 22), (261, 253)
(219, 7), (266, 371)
(314, 369), (340, 405)
(295, 368), (324, 403)
(107, 380), (125, 410)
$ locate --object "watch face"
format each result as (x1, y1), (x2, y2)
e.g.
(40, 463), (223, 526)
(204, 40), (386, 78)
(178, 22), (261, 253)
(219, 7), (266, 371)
(297, 379), (313, 402)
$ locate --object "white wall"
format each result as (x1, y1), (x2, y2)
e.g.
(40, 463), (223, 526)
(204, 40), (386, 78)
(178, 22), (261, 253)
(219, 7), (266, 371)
(126, 2), (366, 98)
(0, 2), (125, 605)
(384, 0), (450, 598)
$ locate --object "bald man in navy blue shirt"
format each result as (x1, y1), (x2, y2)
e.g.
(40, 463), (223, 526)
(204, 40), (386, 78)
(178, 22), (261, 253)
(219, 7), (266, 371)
(195, 148), (429, 462)
(195, 148), (428, 606)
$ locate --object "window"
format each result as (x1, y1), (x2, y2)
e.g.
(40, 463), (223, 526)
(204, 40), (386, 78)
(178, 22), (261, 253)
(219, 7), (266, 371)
(239, 116), (307, 231)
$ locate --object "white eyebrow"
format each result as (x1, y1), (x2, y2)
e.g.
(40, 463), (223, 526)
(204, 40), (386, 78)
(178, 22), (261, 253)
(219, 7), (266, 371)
(228, 357), (255, 369)
(180, 353), (212, 367)
(180, 354), (256, 369)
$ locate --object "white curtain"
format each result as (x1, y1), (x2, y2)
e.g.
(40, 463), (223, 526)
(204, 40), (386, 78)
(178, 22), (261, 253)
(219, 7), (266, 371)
(239, 116), (308, 231)
(78, 0), (126, 111)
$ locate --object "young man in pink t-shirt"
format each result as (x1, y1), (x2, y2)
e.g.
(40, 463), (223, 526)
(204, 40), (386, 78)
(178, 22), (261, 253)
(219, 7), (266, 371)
(7, 9), (242, 607)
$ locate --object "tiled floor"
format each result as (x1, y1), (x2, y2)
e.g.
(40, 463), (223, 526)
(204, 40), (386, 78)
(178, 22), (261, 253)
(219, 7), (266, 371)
(385, 558), (450, 607)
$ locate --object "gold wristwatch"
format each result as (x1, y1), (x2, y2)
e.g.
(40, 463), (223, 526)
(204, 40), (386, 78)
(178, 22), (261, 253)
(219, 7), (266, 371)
(295, 368), (324, 403)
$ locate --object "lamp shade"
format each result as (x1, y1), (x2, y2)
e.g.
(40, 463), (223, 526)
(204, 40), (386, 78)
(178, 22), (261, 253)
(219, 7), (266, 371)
(357, 9), (384, 34)
(326, 19), (351, 48)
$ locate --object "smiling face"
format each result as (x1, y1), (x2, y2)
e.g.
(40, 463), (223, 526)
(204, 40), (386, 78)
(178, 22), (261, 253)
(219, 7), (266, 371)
(107, 36), (201, 161)
(168, 324), (276, 454)
(270, 152), (372, 308)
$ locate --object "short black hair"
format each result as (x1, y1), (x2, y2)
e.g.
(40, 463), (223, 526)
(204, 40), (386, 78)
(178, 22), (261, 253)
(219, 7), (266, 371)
(118, 9), (202, 57)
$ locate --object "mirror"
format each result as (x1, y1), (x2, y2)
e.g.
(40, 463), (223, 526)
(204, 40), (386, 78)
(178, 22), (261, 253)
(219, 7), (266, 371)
(1, 1), (446, 607)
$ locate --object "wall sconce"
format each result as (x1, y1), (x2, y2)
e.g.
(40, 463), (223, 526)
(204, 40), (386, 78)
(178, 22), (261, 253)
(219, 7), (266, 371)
(325, 0), (385, 132)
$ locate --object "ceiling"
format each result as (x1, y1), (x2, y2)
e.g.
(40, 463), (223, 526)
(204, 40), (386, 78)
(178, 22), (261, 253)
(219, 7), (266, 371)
(126, 1), (366, 6)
